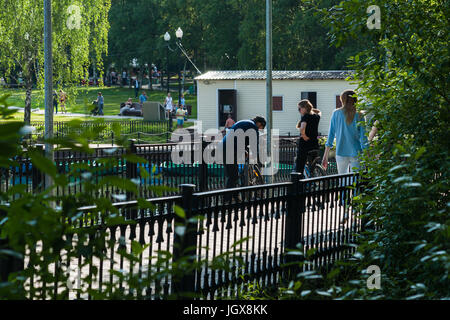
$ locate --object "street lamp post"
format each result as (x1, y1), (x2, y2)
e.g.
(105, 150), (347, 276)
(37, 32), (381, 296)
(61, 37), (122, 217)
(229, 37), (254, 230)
(165, 28), (185, 103)
(164, 32), (171, 94)
(175, 28), (183, 106)
(164, 27), (201, 107)
(266, 0), (273, 183)
(44, 0), (54, 191)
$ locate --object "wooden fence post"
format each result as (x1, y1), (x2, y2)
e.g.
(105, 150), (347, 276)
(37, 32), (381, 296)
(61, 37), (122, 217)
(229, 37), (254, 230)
(284, 172), (305, 278)
(173, 184), (197, 299)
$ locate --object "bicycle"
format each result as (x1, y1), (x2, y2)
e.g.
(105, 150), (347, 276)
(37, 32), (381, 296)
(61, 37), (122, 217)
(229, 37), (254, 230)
(239, 149), (264, 187)
(302, 149), (326, 179)
(228, 149), (264, 202)
(240, 161), (264, 187)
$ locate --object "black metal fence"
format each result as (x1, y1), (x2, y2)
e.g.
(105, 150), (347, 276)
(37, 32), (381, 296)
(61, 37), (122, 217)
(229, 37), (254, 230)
(14, 120), (171, 143)
(3, 172), (364, 300)
(0, 140), (338, 202)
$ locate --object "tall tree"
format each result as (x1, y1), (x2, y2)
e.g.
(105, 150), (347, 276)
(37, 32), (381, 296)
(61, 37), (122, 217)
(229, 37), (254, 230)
(106, 0), (364, 75)
(323, 0), (450, 298)
(0, 0), (111, 124)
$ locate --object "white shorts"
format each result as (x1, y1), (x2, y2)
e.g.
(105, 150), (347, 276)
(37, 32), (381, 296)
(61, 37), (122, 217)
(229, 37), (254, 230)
(335, 155), (360, 174)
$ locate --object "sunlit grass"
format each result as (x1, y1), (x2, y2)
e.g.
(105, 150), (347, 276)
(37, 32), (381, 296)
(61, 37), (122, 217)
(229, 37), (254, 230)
(0, 86), (197, 121)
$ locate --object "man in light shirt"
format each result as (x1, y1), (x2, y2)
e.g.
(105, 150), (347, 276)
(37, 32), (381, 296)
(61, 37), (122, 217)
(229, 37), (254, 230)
(175, 105), (186, 128)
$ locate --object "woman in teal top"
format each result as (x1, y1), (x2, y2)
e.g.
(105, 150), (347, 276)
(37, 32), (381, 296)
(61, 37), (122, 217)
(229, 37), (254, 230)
(322, 90), (368, 174)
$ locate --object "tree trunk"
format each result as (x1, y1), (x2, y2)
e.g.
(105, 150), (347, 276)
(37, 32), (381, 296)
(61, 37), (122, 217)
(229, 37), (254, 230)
(24, 79), (32, 125)
(128, 69), (132, 89)
(140, 67), (144, 91)
(149, 62), (153, 91)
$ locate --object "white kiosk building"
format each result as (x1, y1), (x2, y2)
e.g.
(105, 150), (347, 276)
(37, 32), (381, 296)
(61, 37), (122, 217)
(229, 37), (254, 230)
(194, 70), (357, 136)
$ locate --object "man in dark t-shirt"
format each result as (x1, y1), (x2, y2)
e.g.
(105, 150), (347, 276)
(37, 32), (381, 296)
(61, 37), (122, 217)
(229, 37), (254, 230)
(295, 100), (321, 176)
(221, 116), (266, 189)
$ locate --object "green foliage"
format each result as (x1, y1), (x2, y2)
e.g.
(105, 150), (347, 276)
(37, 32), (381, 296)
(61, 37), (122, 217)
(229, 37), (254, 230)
(0, 0), (111, 122)
(0, 94), (247, 300)
(107, 0), (361, 72)
(239, 0), (449, 300)
(321, 0), (448, 299)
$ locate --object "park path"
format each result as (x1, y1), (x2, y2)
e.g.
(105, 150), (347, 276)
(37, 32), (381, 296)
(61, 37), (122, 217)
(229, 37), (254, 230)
(10, 106), (196, 122)
(10, 106), (142, 120)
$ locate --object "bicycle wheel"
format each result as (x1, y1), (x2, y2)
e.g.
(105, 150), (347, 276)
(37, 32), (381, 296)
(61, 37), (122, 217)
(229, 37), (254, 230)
(241, 163), (249, 186)
(247, 164), (264, 199)
(312, 164), (326, 178)
(249, 164), (264, 185)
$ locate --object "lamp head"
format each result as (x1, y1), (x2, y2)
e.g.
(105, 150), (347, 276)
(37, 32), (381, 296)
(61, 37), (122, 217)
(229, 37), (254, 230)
(176, 27), (183, 40)
(164, 32), (171, 42)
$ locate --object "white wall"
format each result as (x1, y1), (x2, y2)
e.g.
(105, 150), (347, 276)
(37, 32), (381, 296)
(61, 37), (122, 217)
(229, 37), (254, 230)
(197, 80), (235, 131)
(197, 79), (358, 135)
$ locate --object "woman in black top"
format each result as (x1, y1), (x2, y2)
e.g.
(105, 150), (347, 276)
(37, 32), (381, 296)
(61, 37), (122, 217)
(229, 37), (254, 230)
(295, 99), (321, 176)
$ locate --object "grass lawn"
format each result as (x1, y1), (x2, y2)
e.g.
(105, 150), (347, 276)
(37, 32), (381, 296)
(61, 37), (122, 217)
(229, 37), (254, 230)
(5, 113), (93, 122)
(0, 86), (197, 121)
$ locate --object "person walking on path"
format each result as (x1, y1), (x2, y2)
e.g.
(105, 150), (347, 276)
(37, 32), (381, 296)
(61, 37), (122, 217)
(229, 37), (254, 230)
(53, 90), (58, 114)
(164, 92), (173, 117)
(122, 70), (127, 87)
(322, 89), (368, 174)
(295, 99), (321, 176)
(59, 89), (67, 113)
(180, 94), (186, 108)
(176, 105), (186, 128)
(95, 92), (104, 116)
(134, 78), (140, 98)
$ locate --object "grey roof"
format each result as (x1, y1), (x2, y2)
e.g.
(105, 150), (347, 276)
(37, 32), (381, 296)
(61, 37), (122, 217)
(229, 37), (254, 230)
(195, 70), (353, 81)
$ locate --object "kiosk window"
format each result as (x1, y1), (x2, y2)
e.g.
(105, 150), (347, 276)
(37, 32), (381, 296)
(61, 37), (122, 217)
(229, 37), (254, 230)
(273, 96), (283, 111)
(218, 89), (237, 127)
(301, 92), (317, 108)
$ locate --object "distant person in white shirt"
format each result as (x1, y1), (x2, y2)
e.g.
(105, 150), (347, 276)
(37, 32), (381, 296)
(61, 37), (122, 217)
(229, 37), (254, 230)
(164, 92), (173, 116)
(122, 71), (127, 86)
(134, 78), (140, 98)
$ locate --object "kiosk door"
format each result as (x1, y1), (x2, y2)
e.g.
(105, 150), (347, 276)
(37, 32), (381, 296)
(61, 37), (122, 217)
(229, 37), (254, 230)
(218, 89), (237, 127)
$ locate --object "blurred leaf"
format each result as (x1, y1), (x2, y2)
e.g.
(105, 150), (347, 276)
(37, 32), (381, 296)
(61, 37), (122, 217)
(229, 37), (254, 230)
(175, 226), (186, 237)
(29, 150), (58, 179)
(174, 205), (185, 219)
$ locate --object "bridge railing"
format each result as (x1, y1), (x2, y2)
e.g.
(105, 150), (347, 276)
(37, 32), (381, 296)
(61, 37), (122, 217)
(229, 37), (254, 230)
(2, 172), (365, 300)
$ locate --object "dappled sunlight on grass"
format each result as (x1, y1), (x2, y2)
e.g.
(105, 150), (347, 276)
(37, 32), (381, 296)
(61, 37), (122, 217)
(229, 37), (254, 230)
(0, 86), (197, 120)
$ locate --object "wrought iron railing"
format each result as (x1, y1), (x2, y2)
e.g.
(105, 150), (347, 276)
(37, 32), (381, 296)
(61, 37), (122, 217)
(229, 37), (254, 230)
(0, 140), (337, 202)
(3, 172), (365, 300)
